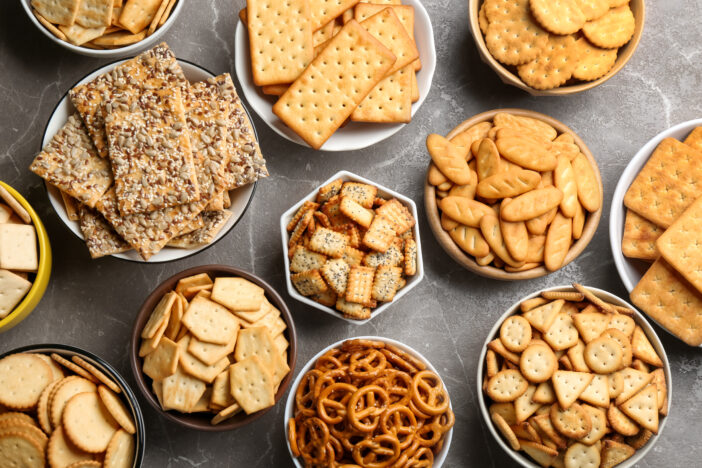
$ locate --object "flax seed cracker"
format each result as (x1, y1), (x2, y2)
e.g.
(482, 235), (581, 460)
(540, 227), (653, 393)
(167, 209), (232, 248)
(78, 205), (131, 259)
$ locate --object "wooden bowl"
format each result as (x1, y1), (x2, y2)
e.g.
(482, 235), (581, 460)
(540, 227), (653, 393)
(467, 0), (645, 95)
(130, 265), (297, 431)
(424, 108), (603, 280)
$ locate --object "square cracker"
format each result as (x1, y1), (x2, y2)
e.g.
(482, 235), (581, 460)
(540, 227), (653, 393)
(228, 356), (275, 414)
(340, 182), (377, 208)
(308, 227), (348, 258)
(0, 270), (32, 319)
(363, 215), (396, 252)
(309, 0), (360, 30)
(321, 258), (350, 295)
(233, 297), (275, 324)
(211, 277), (265, 312)
(211, 370), (235, 408)
(346, 265), (375, 305)
(77, 205), (131, 259)
(143, 336), (179, 381)
(359, 8), (418, 75)
(375, 198), (415, 234)
(119, 0), (162, 33)
(162, 366), (207, 412)
(290, 246), (327, 273)
(372, 265), (402, 302)
(187, 335), (236, 366)
(272, 20), (396, 150)
(69, 43), (188, 159)
(630, 258), (702, 346)
(59, 23), (107, 45)
(622, 209), (662, 261)
(624, 138), (702, 228)
(31, 0), (80, 25)
(656, 196), (702, 293)
(684, 127), (702, 152)
(178, 336), (230, 383)
(234, 327), (289, 388)
(351, 65), (412, 123)
(141, 290), (176, 339)
(291, 270), (328, 296)
(75, 0), (113, 28)
(249, 309), (287, 337)
(29, 114), (113, 208)
(181, 296), (241, 345)
(0, 224), (38, 272)
(335, 296), (371, 319)
(246, 0), (313, 86)
(104, 86), (199, 216)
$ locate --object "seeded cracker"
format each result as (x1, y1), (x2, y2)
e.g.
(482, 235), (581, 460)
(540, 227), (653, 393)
(69, 43), (188, 159)
(167, 210), (233, 248)
(30, 114), (113, 208)
(77, 205), (131, 259)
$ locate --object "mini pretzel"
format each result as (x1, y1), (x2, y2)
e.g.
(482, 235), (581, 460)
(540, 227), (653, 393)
(352, 433), (401, 468)
(348, 385), (390, 432)
(317, 383), (357, 425)
(411, 370), (450, 416)
(348, 349), (388, 380)
(296, 369), (323, 417)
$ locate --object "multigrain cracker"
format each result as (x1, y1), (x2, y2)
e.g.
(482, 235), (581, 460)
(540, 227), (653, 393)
(78, 206), (131, 259)
(320, 259), (350, 295)
(291, 269), (328, 296)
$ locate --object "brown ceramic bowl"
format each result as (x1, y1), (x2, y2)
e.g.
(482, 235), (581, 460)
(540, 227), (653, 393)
(130, 265), (297, 431)
(468, 0), (645, 95)
(424, 108), (603, 280)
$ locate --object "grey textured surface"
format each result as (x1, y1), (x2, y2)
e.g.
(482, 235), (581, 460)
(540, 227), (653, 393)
(1, 0), (702, 466)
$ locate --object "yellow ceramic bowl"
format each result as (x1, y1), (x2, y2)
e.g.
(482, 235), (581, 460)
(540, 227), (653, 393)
(0, 182), (52, 332)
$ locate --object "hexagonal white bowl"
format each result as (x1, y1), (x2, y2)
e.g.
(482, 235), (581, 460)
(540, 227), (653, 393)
(477, 285), (671, 468)
(280, 171), (424, 324)
(284, 336), (453, 467)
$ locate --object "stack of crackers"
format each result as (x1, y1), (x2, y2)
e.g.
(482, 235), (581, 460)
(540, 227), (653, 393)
(428, 112), (601, 273)
(240, 0), (422, 149)
(30, 43), (268, 261)
(286, 178), (418, 320)
(137, 273), (290, 424)
(30, 0), (179, 49)
(0, 186), (39, 319)
(622, 128), (702, 346)
(0, 351), (136, 467)
(483, 285), (667, 468)
(478, 0), (636, 90)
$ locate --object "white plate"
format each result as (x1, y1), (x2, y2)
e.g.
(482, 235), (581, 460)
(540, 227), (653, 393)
(610, 119), (702, 292)
(21, 0), (184, 58)
(234, 0), (437, 151)
(280, 171), (424, 324)
(477, 286), (671, 468)
(284, 336), (453, 467)
(42, 60), (257, 263)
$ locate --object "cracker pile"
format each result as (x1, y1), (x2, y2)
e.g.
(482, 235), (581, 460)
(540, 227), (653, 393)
(286, 179), (418, 320)
(138, 273), (291, 424)
(0, 186), (38, 319)
(478, 0), (636, 90)
(240, 0), (422, 149)
(622, 127), (702, 346)
(428, 112), (601, 273)
(0, 351), (136, 467)
(30, 43), (267, 261)
(30, 0), (179, 49)
(483, 285), (667, 468)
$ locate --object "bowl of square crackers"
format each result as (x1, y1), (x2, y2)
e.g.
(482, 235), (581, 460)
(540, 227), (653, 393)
(478, 284), (670, 468)
(469, 0), (645, 94)
(0, 182), (52, 333)
(22, 0), (183, 57)
(425, 109), (603, 280)
(281, 171), (423, 323)
(610, 119), (702, 347)
(130, 265), (296, 431)
(0, 344), (145, 467)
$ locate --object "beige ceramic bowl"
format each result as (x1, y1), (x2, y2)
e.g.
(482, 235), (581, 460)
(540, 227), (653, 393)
(467, 0), (645, 95)
(424, 108), (603, 280)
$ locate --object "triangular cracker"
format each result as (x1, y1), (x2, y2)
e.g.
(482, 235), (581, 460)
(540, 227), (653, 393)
(579, 374), (609, 407)
(520, 440), (558, 467)
(523, 300), (564, 333)
(533, 381), (556, 405)
(515, 385), (541, 423)
(573, 312), (610, 343)
(631, 326), (663, 367)
(619, 384), (659, 433)
(650, 368), (667, 414)
(552, 371), (593, 409)
(601, 439), (635, 468)
(615, 368), (653, 405)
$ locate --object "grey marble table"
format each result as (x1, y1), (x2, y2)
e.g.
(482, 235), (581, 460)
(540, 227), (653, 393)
(2, 0), (702, 466)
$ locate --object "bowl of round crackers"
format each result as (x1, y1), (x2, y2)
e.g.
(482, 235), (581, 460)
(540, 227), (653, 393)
(130, 265), (297, 431)
(424, 109), (603, 280)
(477, 284), (670, 468)
(468, 0), (645, 94)
(0, 344), (145, 467)
(0, 181), (52, 333)
(22, 0), (184, 57)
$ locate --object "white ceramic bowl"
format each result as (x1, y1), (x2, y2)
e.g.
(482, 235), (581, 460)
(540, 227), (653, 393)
(610, 119), (702, 292)
(284, 336), (453, 467)
(234, 0), (437, 151)
(41, 59), (257, 263)
(280, 171), (424, 324)
(477, 285), (672, 468)
(21, 0), (184, 58)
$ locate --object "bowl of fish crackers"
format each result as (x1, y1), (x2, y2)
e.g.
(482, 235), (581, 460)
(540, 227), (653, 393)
(0, 182), (52, 333)
(22, 0), (184, 57)
(610, 119), (702, 347)
(478, 284), (670, 468)
(0, 344), (145, 467)
(468, 0), (645, 94)
(281, 171), (423, 323)
(234, 0), (436, 150)
(130, 265), (296, 431)
(425, 109), (603, 280)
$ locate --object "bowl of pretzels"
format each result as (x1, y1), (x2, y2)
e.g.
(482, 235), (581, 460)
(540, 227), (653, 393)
(284, 337), (454, 467)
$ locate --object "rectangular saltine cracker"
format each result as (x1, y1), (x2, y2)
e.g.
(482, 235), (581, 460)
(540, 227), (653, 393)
(621, 209), (662, 261)
(656, 196), (702, 293)
(119, 0), (162, 33)
(75, 0), (113, 28)
(308, 0), (360, 31)
(0, 269), (32, 318)
(351, 65), (412, 123)
(359, 8), (418, 75)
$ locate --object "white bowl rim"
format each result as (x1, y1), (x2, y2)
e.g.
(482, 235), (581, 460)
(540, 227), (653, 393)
(476, 285), (672, 468)
(233, 0), (437, 152)
(41, 58), (257, 264)
(283, 335), (453, 467)
(20, 0), (184, 57)
(279, 170), (424, 324)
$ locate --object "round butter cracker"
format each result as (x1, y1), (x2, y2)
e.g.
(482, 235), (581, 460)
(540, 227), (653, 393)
(97, 386), (136, 435)
(582, 5), (635, 49)
(50, 376), (97, 429)
(0, 353), (53, 410)
(573, 41), (618, 81)
(529, 0), (586, 35)
(486, 369), (529, 402)
(63, 392), (119, 453)
(48, 425), (95, 468)
(500, 315), (532, 352)
(584, 336), (623, 374)
(104, 429), (135, 468)
(519, 343), (557, 383)
(0, 431), (44, 468)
